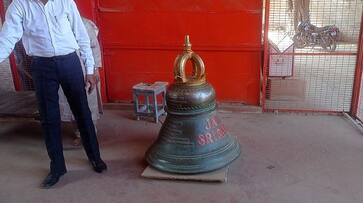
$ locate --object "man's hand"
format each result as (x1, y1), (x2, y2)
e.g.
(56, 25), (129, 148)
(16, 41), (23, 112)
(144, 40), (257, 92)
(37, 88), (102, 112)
(85, 74), (97, 94)
(94, 68), (101, 83)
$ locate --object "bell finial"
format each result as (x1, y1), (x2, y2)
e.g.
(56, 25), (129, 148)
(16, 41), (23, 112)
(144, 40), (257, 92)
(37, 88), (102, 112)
(184, 35), (192, 52)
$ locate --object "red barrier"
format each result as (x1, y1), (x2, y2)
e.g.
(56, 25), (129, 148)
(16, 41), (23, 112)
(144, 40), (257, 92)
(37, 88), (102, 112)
(95, 0), (263, 104)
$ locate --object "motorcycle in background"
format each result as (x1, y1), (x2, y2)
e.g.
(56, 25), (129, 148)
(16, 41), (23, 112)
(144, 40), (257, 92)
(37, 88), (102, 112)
(293, 21), (340, 52)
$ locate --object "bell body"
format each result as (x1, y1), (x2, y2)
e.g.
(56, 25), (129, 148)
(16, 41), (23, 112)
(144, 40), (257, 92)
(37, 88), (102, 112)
(145, 36), (240, 174)
(146, 112), (241, 174)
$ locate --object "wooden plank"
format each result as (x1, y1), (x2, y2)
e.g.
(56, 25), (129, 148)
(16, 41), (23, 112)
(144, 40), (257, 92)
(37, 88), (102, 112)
(141, 166), (228, 183)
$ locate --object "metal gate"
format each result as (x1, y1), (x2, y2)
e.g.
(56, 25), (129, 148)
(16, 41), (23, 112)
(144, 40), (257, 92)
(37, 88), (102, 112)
(263, 0), (363, 113)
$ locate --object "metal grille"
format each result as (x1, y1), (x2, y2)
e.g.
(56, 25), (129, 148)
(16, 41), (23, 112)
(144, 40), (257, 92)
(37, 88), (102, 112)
(264, 0), (363, 112)
(14, 43), (34, 90)
(0, 16), (15, 92)
(2, 0), (34, 91)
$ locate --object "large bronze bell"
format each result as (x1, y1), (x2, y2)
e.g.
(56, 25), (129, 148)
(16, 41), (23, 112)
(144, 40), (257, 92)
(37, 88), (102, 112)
(145, 36), (241, 174)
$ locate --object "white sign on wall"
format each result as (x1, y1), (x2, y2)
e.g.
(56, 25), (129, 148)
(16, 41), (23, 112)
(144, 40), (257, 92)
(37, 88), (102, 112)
(268, 33), (294, 77)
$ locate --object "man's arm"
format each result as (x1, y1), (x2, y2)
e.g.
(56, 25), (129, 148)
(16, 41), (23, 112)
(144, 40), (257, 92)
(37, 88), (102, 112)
(87, 21), (102, 69)
(0, 1), (24, 63)
(88, 23), (102, 83)
(67, 0), (95, 75)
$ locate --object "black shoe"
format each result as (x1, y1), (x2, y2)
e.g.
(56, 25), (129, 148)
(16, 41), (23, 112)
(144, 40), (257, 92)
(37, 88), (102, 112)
(41, 172), (66, 189)
(90, 159), (107, 173)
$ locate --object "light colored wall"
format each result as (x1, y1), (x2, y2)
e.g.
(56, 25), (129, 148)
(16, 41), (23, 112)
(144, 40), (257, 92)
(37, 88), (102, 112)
(0, 16), (15, 92)
(310, 0), (362, 43)
(269, 0), (363, 43)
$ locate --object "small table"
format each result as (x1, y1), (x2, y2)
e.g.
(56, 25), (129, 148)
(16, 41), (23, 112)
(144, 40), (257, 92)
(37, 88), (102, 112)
(132, 82), (168, 123)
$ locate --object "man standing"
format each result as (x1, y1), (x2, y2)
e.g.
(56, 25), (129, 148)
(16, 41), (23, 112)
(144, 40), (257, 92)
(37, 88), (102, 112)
(58, 17), (103, 147)
(0, 0), (107, 188)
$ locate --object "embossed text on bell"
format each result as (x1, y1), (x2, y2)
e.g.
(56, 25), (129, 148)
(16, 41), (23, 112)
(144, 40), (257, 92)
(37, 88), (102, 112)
(145, 36), (241, 174)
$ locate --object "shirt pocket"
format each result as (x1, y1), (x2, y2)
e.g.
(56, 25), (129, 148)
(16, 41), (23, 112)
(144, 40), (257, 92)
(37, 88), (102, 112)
(54, 14), (72, 34)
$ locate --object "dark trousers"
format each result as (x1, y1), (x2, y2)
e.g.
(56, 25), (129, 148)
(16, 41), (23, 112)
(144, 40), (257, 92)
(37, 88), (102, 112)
(31, 52), (101, 174)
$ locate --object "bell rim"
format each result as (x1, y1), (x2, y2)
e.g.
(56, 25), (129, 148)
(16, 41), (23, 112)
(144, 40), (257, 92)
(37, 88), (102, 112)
(149, 136), (238, 159)
(145, 138), (241, 174)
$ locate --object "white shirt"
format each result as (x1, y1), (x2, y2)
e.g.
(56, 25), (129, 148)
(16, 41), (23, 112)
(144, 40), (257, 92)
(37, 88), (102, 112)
(0, 0), (95, 74)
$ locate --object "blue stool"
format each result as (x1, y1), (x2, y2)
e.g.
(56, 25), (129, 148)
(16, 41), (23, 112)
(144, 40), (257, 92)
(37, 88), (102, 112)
(132, 82), (168, 123)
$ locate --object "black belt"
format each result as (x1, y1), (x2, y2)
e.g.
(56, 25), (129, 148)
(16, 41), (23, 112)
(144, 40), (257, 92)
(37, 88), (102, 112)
(31, 51), (76, 60)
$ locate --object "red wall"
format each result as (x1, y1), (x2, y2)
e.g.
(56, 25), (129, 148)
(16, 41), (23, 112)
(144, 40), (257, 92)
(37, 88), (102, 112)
(75, 0), (95, 20)
(85, 0), (262, 105)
